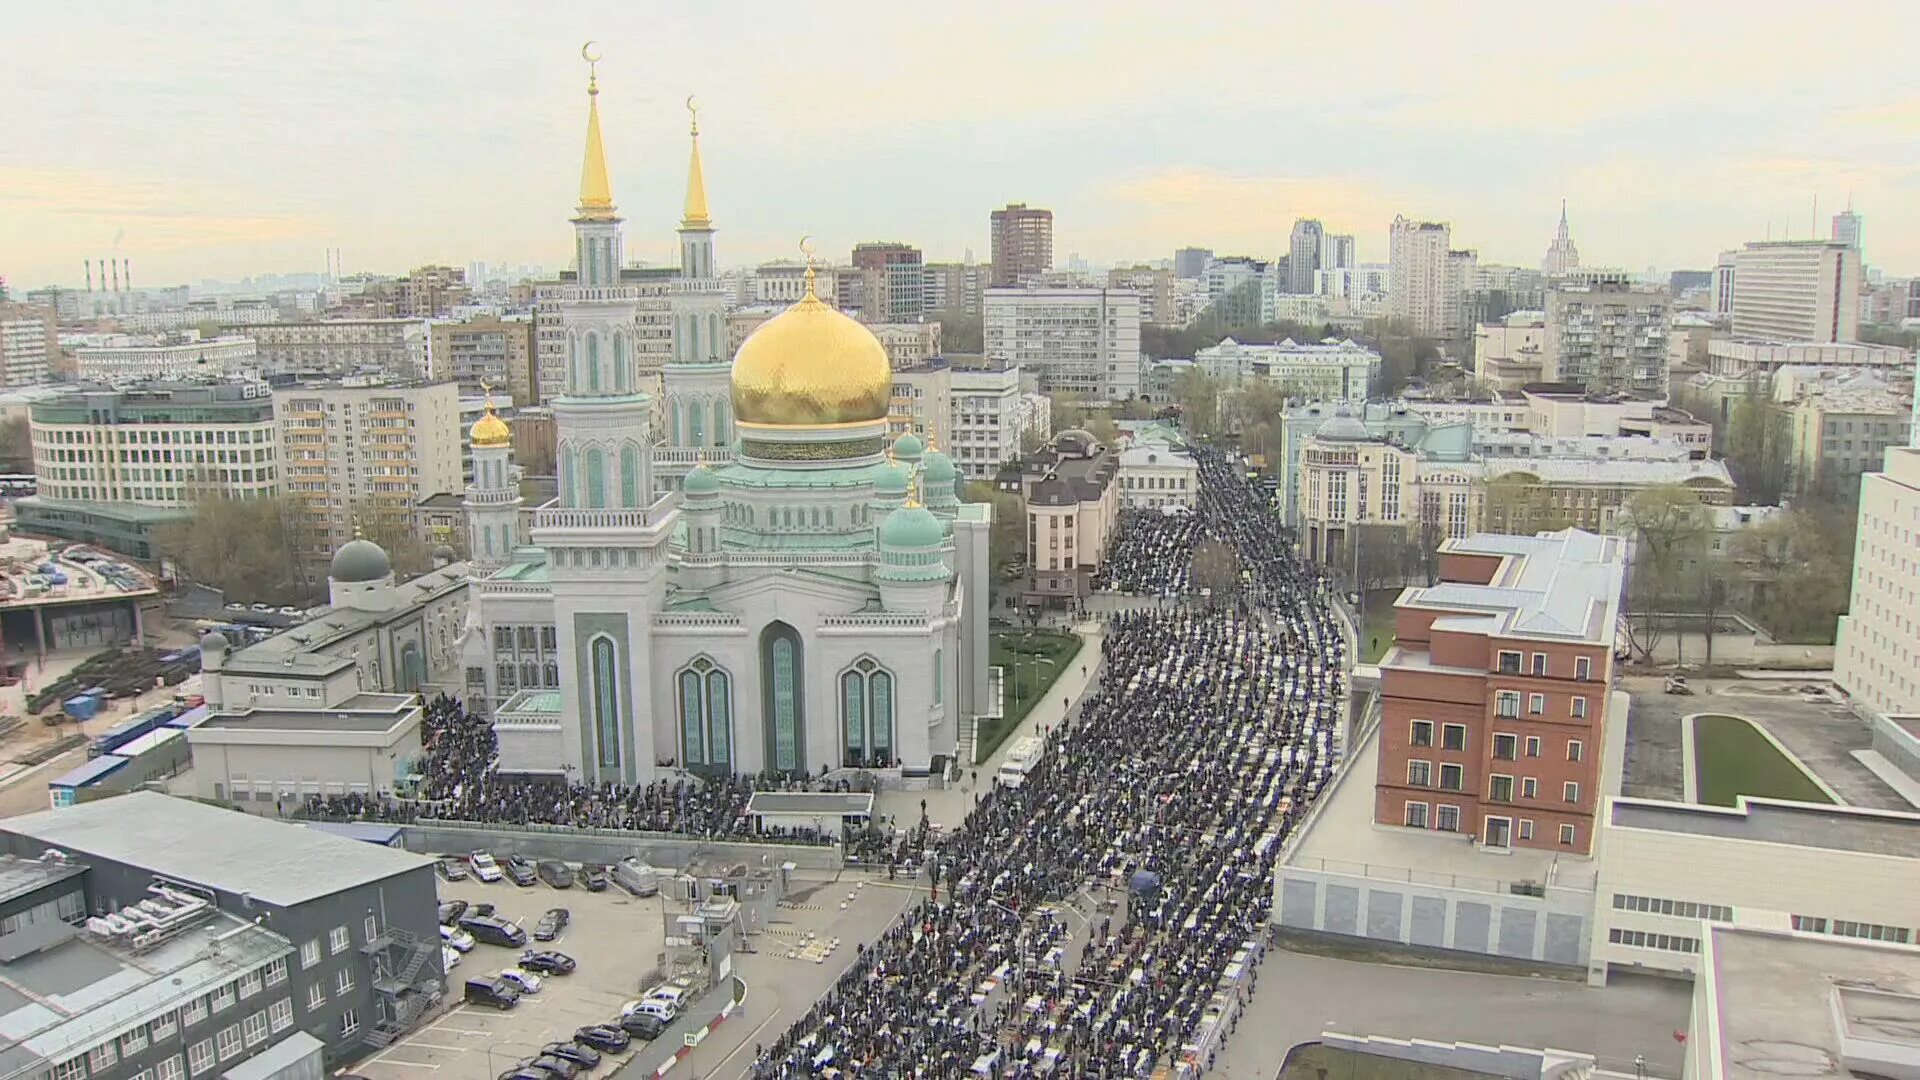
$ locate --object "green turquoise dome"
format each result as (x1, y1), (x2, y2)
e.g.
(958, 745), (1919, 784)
(880, 505), (943, 548)
(874, 459), (910, 494)
(891, 433), (924, 459)
(683, 464), (720, 496)
(923, 448), (956, 484)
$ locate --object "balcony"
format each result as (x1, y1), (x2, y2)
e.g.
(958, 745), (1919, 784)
(534, 505), (653, 530)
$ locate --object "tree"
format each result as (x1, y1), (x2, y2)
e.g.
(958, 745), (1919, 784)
(1354, 523), (1412, 595)
(938, 310), (982, 353)
(1724, 379), (1790, 504)
(1620, 484), (1710, 664)
(1172, 368), (1222, 437)
(351, 500), (436, 579)
(967, 481), (1027, 586)
(1051, 392), (1088, 434)
(1190, 537), (1239, 600)
(154, 494), (324, 606)
(0, 416), (29, 474)
(1733, 510), (1850, 644)
(1082, 410), (1120, 446)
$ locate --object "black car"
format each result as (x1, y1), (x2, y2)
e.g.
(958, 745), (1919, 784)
(519, 949), (576, 975)
(536, 860), (575, 889)
(542, 1042), (601, 1069)
(470, 902), (496, 917)
(581, 865), (608, 892)
(617, 1012), (665, 1040)
(438, 858), (469, 882)
(526, 1055), (579, 1080)
(438, 900), (468, 926)
(573, 1026), (630, 1053)
(533, 908), (570, 942)
(505, 855), (538, 887)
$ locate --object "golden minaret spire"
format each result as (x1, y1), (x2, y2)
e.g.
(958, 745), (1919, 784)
(576, 42), (617, 221)
(682, 95), (712, 230)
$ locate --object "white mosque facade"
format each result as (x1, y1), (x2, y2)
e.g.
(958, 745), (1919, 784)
(455, 64), (991, 785)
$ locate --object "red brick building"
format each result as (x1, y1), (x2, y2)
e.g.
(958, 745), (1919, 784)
(1373, 529), (1625, 854)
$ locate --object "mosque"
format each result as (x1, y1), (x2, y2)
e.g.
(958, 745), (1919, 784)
(454, 58), (993, 784)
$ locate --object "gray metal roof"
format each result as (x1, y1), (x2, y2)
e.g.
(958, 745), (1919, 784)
(199, 693), (418, 733)
(222, 1032), (325, 1080)
(0, 857), (86, 907)
(0, 792), (433, 907)
(217, 564), (470, 677)
(1609, 796), (1920, 858)
(1401, 529), (1626, 644)
(745, 792), (875, 817)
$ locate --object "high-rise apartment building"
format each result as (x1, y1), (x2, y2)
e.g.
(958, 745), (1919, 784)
(851, 242), (926, 323)
(400, 264), (471, 318)
(983, 287), (1141, 402)
(1173, 247), (1213, 280)
(1374, 529), (1626, 855)
(990, 203), (1053, 286)
(1541, 201), (1581, 277)
(273, 379), (462, 559)
(1288, 219), (1325, 295)
(1105, 265), (1173, 325)
(1711, 250), (1737, 317)
(0, 302), (56, 386)
(1832, 209), (1863, 252)
(1544, 272), (1672, 398)
(1836, 446), (1920, 719)
(950, 363), (1050, 479)
(1388, 215), (1473, 340)
(1320, 234), (1356, 273)
(923, 262), (991, 317)
(1730, 240), (1862, 343)
(429, 315), (535, 400)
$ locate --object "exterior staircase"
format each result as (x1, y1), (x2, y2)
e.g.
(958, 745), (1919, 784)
(359, 926), (441, 1049)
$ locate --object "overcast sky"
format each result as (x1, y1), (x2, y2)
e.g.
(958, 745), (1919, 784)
(4, 1), (1917, 290)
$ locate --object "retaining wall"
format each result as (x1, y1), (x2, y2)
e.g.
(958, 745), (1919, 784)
(396, 820), (845, 872)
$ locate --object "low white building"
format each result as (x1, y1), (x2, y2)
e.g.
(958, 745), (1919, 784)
(950, 364), (1051, 479)
(186, 691), (424, 808)
(1194, 337), (1379, 403)
(1706, 338), (1909, 380)
(1116, 422), (1197, 510)
(70, 334), (258, 382)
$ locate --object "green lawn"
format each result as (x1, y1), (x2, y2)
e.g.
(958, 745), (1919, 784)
(977, 629), (1082, 763)
(1360, 589), (1401, 663)
(1692, 713), (1834, 807)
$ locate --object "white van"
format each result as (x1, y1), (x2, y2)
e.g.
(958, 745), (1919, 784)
(996, 736), (1044, 788)
(614, 858), (660, 897)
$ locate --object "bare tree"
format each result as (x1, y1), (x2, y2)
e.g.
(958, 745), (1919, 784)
(155, 494), (325, 606)
(1621, 484), (1709, 665)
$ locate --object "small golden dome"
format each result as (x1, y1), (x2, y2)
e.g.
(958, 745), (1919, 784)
(469, 403), (511, 448)
(731, 288), (892, 427)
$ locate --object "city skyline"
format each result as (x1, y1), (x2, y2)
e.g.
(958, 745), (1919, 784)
(4, 1), (1917, 288)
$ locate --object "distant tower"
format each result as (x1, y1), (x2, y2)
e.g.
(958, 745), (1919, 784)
(1832, 203), (1863, 254)
(678, 98), (716, 280)
(463, 391), (522, 571)
(1542, 200), (1581, 277)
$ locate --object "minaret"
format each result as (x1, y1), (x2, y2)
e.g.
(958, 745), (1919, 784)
(678, 97), (715, 281)
(463, 389), (522, 572)
(572, 55), (624, 288)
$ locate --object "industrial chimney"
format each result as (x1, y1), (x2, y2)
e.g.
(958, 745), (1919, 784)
(110, 259), (119, 292)
(85, 260), (93, 292)
(123, 259), (131, 293)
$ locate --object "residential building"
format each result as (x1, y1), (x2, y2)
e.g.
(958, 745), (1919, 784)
(1374, 529), (1626, 855)
(1468, 265), (1547, 322)
(751, 261), (837, 305)
(245, 320), (432, 379)
(990, 203), (1053, 286)
(1388, 215), (1471, 340)
(922, 262), (990, 317)
(1192, 337), (1379, 403)
(888, 362), (951, 448)
(950, 364), (1047, 479)
(1836, 446), (1920, 718)
(0, 302), (56, 387)
(272, 379), (462, 559)
(851, 243), (926, 323)
(1540, 201), (1580, 277)
(983, 286), (1142, 402)
(1710, 250), (1737, 317)
(1105, 265), (1173, 325)
(867, 321), (943, 369)
(1730, 240), (1862, 343)
(1786, 383), (1911, 496)
(0, 791), (443, 1063)
(1473, 310), (1548, 389)
(1200, 257), (1279, 324)
(28, 381), (280, 507)
(1021, 429), (1119, 607)
(1321, 234), (1356, 273)
(427, 315), (534, 400)
(71, 335), (258, 382)
(1705, 338), (1909, 380)
(398, 264), (471, 318)
(1173, 247), (1213, 280)
(1832, 208), (1863, 252)
(1116, 425), (1197, 510)
(1287, 219), (1324, 295)
(1543, 272), (1673, 398)
(1314, 264), (1390, 316)
(1666, 311), (1719, 374)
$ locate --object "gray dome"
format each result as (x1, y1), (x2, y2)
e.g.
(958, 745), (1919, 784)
(330, 538), (392, 583)
(199, 630), (229, 654)
(1316, 412), (1372, 442)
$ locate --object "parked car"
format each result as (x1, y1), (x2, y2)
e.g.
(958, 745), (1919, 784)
(518, 949), (576, 975)
(542, 1042), (601, 1070)
(533, 908), (570, 941)
(581, 865), (609, 892)
(470, 902), (496, 917)
(616, 1012), (665, 1040)
(458, 914), (528, 948)
(505, 855), (538, 887)
(499, 968), (543, 995)
(643, 982), (692, 1014)
(442, 945), (461, 971)
(463, 977), (519, 1010)
(573, 1026), (630, 1053)
(622, 999), (676, 1024)
(537, 860), (575, 889)
(525, 1055), (579, 1080)
(469, 851), (504, 882)
(441, 924), (474, 952)
(439, 900), (468, 926)
(438, 858), (469, 882)
(1665, 675), (1694, 695)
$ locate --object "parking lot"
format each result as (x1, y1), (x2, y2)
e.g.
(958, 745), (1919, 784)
(356, 868), (668, 1080)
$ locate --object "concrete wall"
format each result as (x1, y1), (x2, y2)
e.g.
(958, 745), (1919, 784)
(1869, 714), (1920, 781)
(398, 820), (843, 873)
(1315, 1032), (1596, 1080)
(1633, 621), (1834, 668)
(1276, 867), (1591, 968)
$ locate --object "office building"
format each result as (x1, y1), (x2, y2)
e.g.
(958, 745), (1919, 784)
(1787, 383), (1911, 496)
(0, 303), (56, 387)
(751, 261), (838, 305)
(273, 380), (462, 558)
(1837, 446), (1920, 718)
(1021, 430), (1119, 607)
(1730, 240), (1862, 343)
(990, 203), (1053, 286)
(1192, 337), (1379, 403)
(1832, 208), (1863, 252)
(1473, 311), (1549, 389)
(950, 364), (1049, 479)
(1117, 425), (1197, 510)
(28, 381), (280, 508)
(1105, 265), (1173, 325)
(1540, 201), (1581, 277)
(399, 264), (470, 318)
(1320, 234), (1356, 273)
(71, 335), (258, 383)
(1287, 219), (1324, 295)
(1704, 338), (1908, 380)
(851, 243), (926, 323)
(245, 320), (432, 379)
(1388, 215), (1473, 340)
(1543, 272), (1672, 398)
(1199, 257), (1279, 324)
(888, 363), (951, 448)
(428, 315), (534, 400)
(983, 286), (1142, 402)
(1374, 529), (1626, 855)
(1173, 247), (1213, 280)
(0, 791), (443, 1062)
(922, 262), (990, 317)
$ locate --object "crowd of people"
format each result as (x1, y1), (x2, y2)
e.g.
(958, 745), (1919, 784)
(1092, 508), (1201, 596)
(751, 445), (1346, 1078)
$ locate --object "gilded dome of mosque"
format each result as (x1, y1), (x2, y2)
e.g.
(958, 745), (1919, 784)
(730, 280), (892, 427)
(469, 405), (512, 448)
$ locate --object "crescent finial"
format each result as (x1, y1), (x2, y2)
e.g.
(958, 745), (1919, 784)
(686, 95), (699, 135)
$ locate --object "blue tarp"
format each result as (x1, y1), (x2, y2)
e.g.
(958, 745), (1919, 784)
(50, 755), (129, 790)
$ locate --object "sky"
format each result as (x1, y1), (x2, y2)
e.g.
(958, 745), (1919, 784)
(4, 1), (1919, 290)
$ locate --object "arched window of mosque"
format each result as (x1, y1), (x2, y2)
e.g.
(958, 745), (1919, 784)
(689, 399), (706, 446)
(613, 333), (629, 393)
(933, 647), (944, 705)
(585, 448), (607, 508)
(590, 635), (621, 771)
(620, 444), (640, 508)
(586, 333), (602, 393)
(559, 448), (575, 506)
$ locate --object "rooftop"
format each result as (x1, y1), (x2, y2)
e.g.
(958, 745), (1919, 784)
(1397, 529), (1627, 646)
(0, 791), (433, 907)
(197, 692), (419, 733)
(745, 792), (876, 817)
(1608, 796), (1920, 858)
(0, 857), (87, 907)
(1701, 924), (1920, 1080)
(216, 562), (470, 676)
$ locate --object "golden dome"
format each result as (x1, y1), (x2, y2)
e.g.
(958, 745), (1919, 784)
(731, 284), (892, 427)
(469, 401), (511, 448)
